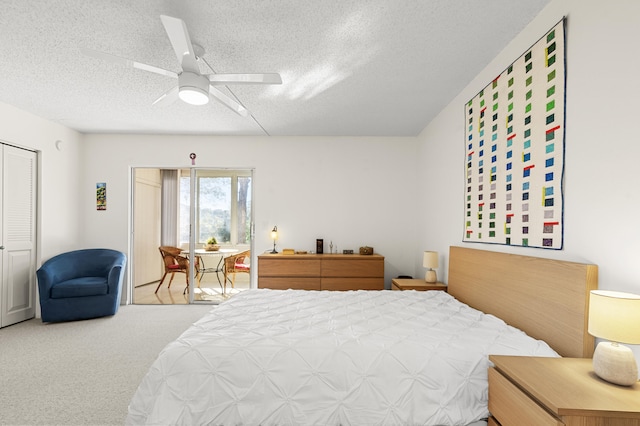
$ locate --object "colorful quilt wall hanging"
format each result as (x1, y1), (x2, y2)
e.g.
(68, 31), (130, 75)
(463, 19), (565, 249)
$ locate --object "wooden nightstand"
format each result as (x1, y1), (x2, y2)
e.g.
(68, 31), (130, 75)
(391, 278), (447, 292)
(488, 355), (640, 426)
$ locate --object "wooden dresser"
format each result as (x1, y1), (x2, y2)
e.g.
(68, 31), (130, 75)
(257, 253), (384, 290)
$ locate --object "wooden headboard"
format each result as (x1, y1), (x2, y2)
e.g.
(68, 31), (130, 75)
(448, 246), (598, 358)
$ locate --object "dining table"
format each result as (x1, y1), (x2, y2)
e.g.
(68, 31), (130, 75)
(181, 248), (238, 294)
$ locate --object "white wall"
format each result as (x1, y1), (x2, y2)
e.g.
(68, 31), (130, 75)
(0, 102), (83, 262)
(81, 134), (420, 296)
(417, 0), (640, 362)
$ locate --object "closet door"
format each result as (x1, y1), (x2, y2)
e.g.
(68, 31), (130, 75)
(133, 169), (162, 287)
(1, 144), (37, 327)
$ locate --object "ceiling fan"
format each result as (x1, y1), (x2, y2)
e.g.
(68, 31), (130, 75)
(82, 15), (282, 117)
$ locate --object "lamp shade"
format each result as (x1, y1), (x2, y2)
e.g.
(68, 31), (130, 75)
(270, 226), (278, 240)
(423, 251), (438, 269)
(588, 290), (640, 344)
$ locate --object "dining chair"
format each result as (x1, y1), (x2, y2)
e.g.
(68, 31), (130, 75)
(223, 250), (250, 291)
(155, 246), (193, 294)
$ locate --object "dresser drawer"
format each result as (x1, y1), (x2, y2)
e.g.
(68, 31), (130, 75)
(321, 278), (384, 291)
(321, 259), (383, 277)
(258, 258), (321, 276)
(258, 277), (321, 290)
(488, 367), (562, 426)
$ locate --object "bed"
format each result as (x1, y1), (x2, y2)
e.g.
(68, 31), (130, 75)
(126, 246), (598, 425)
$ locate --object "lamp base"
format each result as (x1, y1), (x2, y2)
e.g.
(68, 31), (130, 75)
(592, 341), (638, 386)
(425, 270), (437, 283)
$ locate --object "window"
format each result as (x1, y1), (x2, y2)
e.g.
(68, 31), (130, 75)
(179, 169), (252, 246)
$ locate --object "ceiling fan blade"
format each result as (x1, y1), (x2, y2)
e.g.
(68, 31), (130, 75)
(81, 48), (178, 78)
(152, 86), (179, 107)
(208, 73), (283, 85)
(208, 86), (249, 117)
(160, 15), (200, 73)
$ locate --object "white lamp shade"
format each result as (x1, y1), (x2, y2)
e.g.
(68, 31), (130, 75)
(588, 290), (640, 344)
(423, 251), (438, 269)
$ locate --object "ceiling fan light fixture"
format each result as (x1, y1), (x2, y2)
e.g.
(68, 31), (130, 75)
(178, 72), (210, 106)
(179, 87), (209, 105)
(86, 16), (281, 115)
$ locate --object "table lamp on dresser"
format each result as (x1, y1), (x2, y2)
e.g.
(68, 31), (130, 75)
(270, 226), (278, 254)
(588, 290), (640, 386)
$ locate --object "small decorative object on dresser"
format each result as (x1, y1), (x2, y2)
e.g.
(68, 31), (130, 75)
(359, 246), (373, 255)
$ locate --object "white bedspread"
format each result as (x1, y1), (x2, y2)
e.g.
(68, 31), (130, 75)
(127, 289), (558, 425)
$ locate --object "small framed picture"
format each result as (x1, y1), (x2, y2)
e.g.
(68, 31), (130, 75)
(96, 182), (106, 210)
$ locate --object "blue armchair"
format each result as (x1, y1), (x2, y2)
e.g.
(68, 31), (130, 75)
(36, 248), (127, 323)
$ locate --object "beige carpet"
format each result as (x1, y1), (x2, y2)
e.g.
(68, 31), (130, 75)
(0, 304), (215, 426)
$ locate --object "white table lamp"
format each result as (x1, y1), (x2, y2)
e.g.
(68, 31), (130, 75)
(423, 251), (438, 283)
(588, 290), (640, 386)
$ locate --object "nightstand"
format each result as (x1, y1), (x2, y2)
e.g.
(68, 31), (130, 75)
(391, 278), (447, 292)
(488, 355), (640, 426)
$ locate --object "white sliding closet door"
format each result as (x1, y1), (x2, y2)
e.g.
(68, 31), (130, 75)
(1, 143), (37, 327)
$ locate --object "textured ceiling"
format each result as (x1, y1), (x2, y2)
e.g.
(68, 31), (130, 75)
(0, 0), (550, 136)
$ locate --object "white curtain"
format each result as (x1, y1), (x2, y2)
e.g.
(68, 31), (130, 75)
(160, 169), (178, 247)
